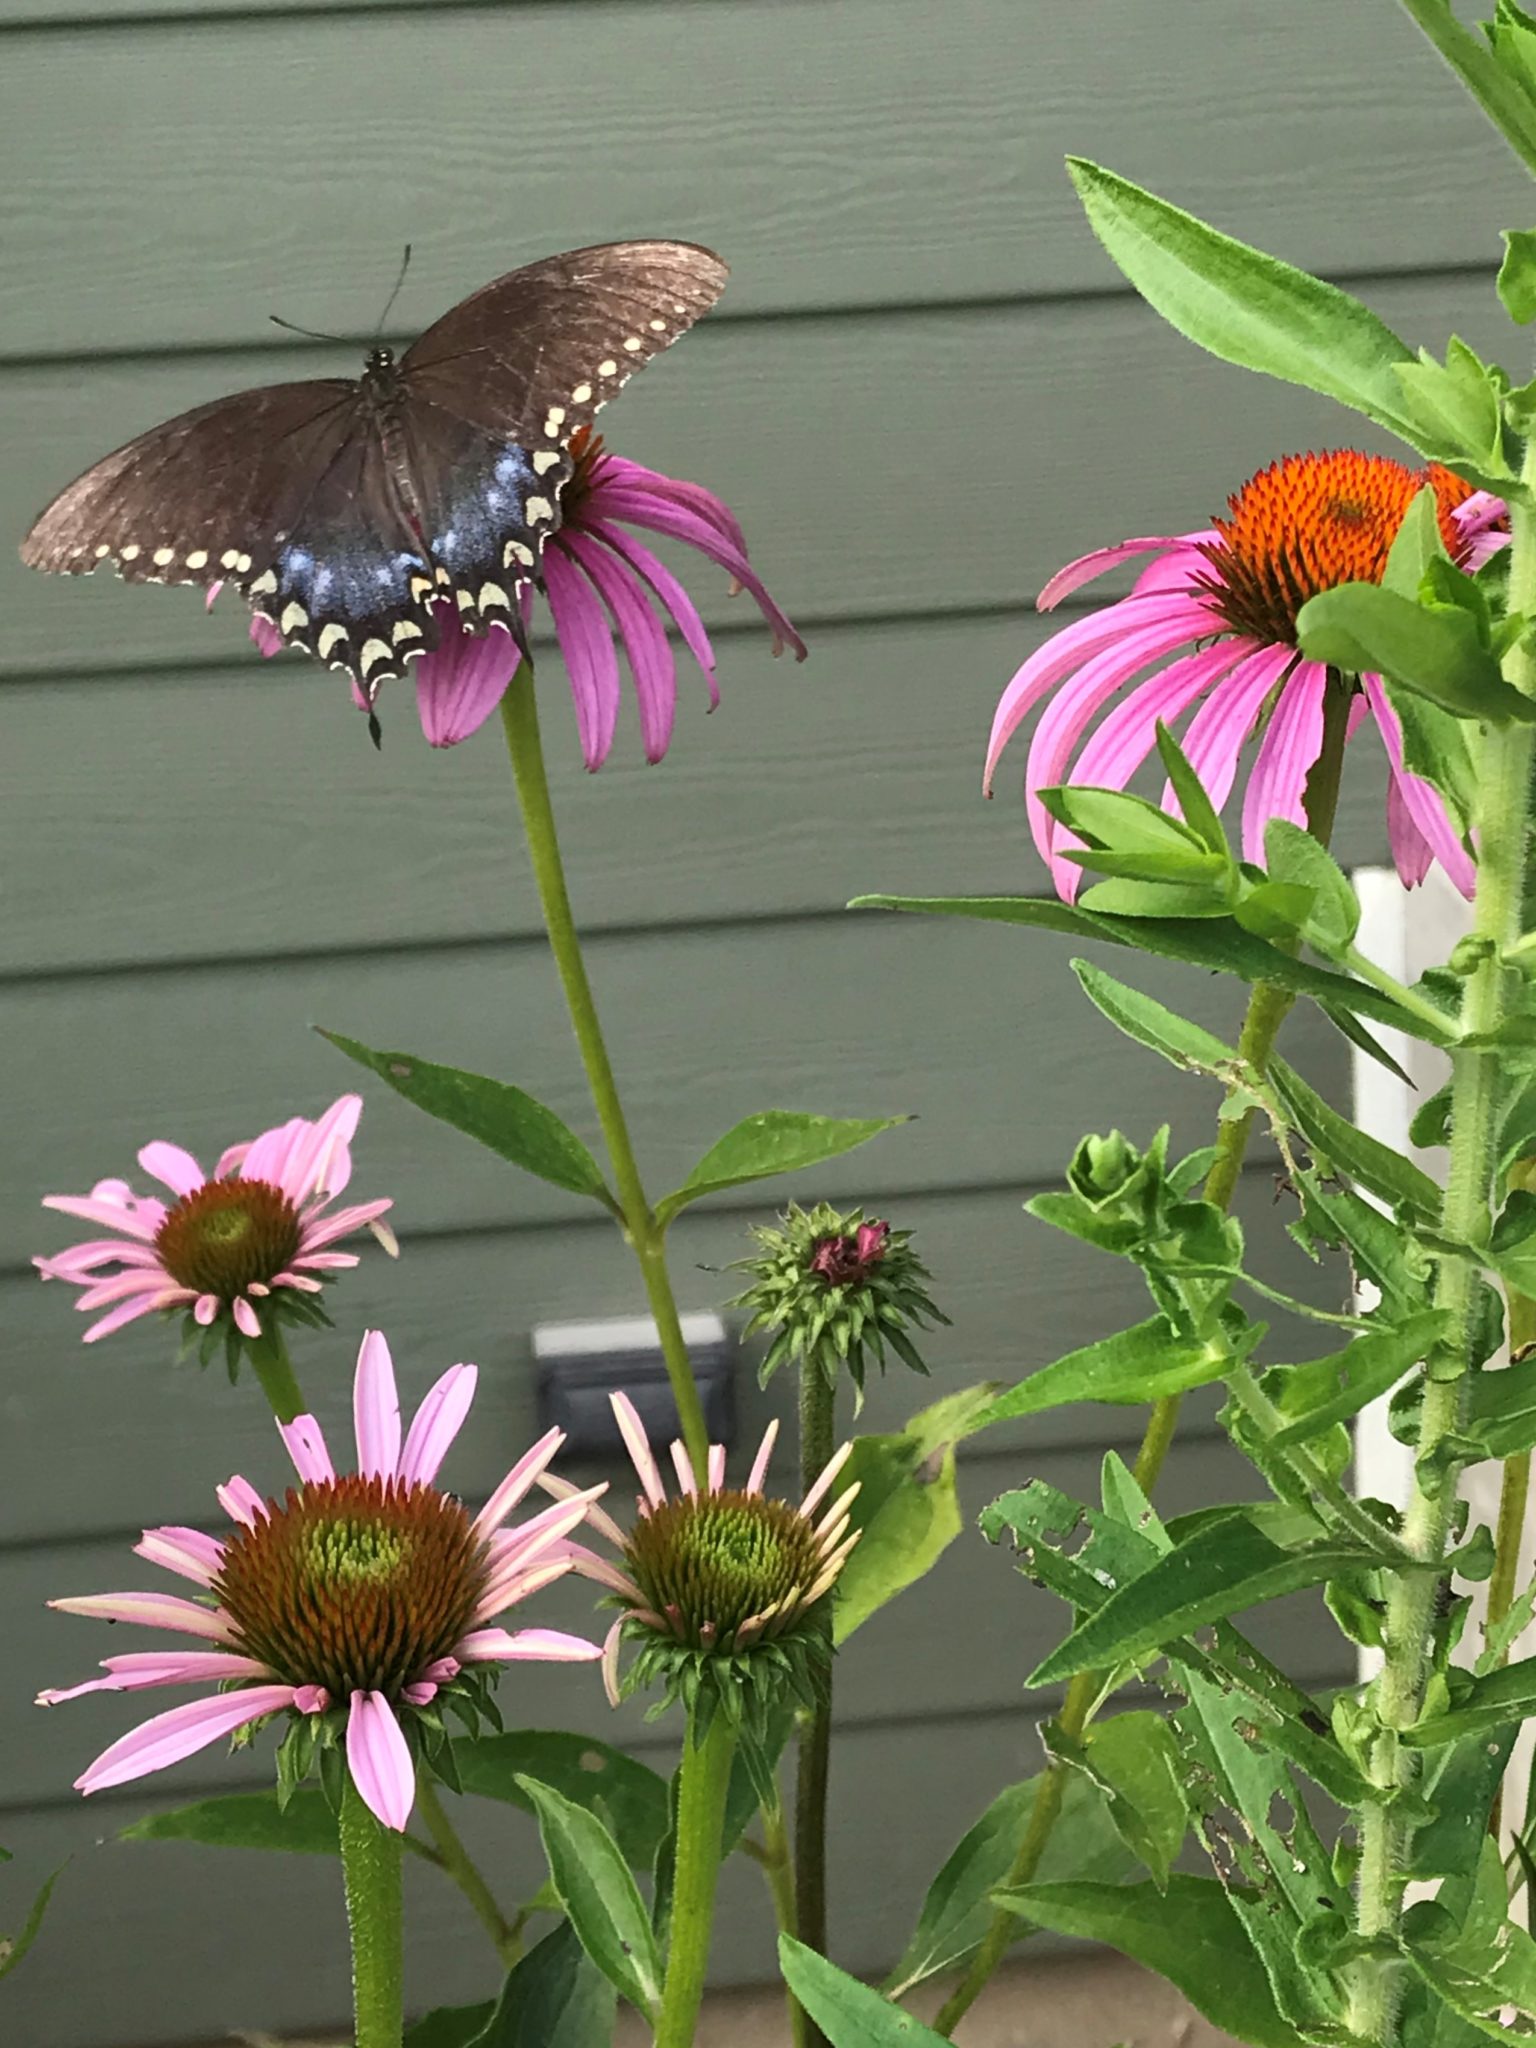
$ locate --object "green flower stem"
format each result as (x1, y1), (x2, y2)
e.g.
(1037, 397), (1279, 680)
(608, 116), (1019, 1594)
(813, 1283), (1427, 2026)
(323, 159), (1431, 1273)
(793, 1362), (836, 2048)
(499, 666), (710, 1478)
(745, 1796), (811, 2048)
(339, 1772), (405, 2048)
(655, 1710), (737, 2048)
(413, 1772), (520, 1966)
(934, 679), (1354, 2040)
(1488, 1451), (1532, 1665)
(1348, 449), (1536, 2042)
(246, 1323), (307, 1424)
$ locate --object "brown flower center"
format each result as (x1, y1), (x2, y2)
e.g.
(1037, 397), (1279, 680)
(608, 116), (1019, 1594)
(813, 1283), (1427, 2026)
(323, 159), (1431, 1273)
(1197, 451), (1479, 646)
(153, 1178), (303, 1298)
(558, 426), (607, 520)
(214, 1474), (488, 1698)
(626, 1490), (826, 1648)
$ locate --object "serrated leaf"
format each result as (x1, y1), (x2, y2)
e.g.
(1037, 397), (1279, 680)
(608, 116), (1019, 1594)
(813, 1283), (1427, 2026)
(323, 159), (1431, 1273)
(513, 1776), (662, 2015)
(654, 1110), (907, 1228)
(455, 1731), (669, 1870)
(319, 1030), (618, 1211)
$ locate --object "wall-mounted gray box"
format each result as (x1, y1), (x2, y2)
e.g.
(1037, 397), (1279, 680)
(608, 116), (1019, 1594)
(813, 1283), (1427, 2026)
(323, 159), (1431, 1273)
(534, 1311), (735, 1455)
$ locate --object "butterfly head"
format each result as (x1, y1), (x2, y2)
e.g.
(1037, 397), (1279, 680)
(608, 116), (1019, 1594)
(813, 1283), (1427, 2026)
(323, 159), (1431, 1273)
(362, 345), (399, 394)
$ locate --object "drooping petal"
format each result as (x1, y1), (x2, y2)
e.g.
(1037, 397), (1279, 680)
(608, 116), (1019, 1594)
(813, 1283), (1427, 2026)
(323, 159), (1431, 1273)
(587, 520), (718, 705)
(49, 1591), (234, 1640)
(1161, 642), (1292, 818)
(590, 458), (750, 552)
(298, 1197), (395, 1254)
(134, 1526), (225, 1586)
(74, 1683), (298, 1795)
(1037, 531), (1209, 609)
(83, 1291), (177, 1343)
(1386, 770), (1434, 888)
(534, 1472), (631, 1553)
(398, 1364), (478, 1487)
(488, 1487), (609, 1574)
(562, 530), (677, 763)
(283, 1095), (363, 1205)
(1240, 659), (1329, 864)
(455, 1626), (602, 1663)
(543, 547), (622, 770)
(39, 1650), (269, 1704)
(33, 1237), (165, 1277)
(471, 1557), (573, 1623)
(414, 612), (521, 748)
(136, 1143), (206, 1199)
(42, 1187), (167, 1241)
(352, 1331), (402, 1479)
(1360, 675), (1477, 898)
(345, 1691), (415, 1832)
(279, 1413), (335, 1487)
(600, 1617), (625, 1707)
(472, 1427), (567, 1539)
(610, 1392), (666, 1509)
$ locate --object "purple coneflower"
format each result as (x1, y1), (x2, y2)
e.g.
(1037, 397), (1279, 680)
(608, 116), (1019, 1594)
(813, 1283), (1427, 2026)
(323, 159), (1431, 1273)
(543, 1393), (860, 1726)
(39, 1331), (604, 1832)
(244, 429), (805, 762)
(984, 451), (1507, 902)
(35, 1094), (395, 1346)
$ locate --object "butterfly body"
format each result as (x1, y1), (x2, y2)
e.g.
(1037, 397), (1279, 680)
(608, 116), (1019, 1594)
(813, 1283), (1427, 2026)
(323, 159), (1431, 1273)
(22, 241), (729, 700)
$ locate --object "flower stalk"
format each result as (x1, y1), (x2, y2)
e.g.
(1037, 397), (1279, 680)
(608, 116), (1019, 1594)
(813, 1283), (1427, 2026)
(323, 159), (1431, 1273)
(499, 664), (710, 1476)
(413, 1772), (521, 1967)
(654, 1709), (737, 2048)
(935, 679), (1353, 2037)
(340, 1770), (405, 2048)
(793, 1358), (837, 2048)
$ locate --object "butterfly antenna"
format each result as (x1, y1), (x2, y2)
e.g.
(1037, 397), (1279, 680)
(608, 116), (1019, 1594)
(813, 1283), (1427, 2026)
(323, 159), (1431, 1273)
(268, 313), (349, 343)
(374, 245), (413, 338)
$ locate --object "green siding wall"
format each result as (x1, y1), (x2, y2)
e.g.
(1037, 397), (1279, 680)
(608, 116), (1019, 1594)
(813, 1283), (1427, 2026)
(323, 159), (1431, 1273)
(0, 1), (1471, 2039)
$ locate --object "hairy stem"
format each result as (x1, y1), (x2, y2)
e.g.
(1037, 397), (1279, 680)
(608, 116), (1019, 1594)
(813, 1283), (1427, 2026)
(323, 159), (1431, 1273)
(933, 678), (1352, 2038)
(756, 1794), (811, 2048)
(413, 1772), (520, 1966)
(340, 1774), (404, 2048)
(655, 1710), (737, 2048)
(1348, 453), (1536, 2040)
(1489, 1451), (1532, 1666)
(246, 1323), (307, 1424)
(499, 667), (710, 1476)
(794, 1362), (837, 2048)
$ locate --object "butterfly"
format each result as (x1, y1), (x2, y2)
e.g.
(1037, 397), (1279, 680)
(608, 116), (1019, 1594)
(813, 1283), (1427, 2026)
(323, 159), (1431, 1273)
(21, 240), (728, 709)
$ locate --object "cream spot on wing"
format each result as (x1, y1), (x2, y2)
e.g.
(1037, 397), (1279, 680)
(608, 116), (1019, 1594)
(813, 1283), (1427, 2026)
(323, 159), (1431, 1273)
(649, 318), (667, 332)
(361, 637), (391, 671)
(597, 359), (618, 378)
(532, 450), (562, 475)
(94, 544), (111, 559)
(570, 382), (593, 405)
(504, 539), (535, 568)
(622, 336), (643, 353)
(477, 581), (510, 611)
(410, 574), (434, 600)
(524, 496), (554, 525)
(185, 549), (208, 569)
(545, 405), (565, 428)
(673, 301), (688, 314)
(153, 546), (176, 567)
(318, 623), (349, 658)
(435, 566), (452, 587)
(119, 544), (140, 561)
(280, 601), (308, 635)
(392, 619), (422, 643)
(221, 550), (241, 568)
(455, 588), (474, 612)
(249, 569), (278, 596)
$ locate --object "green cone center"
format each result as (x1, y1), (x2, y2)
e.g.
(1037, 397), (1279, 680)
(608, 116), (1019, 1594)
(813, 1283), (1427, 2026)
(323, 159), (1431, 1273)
(625, 1489), (824, 1646)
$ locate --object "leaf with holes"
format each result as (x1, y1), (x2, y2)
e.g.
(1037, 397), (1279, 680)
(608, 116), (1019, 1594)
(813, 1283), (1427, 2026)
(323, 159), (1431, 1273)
(514, 1776), (661, 2016)
(653, 1110), (908, 1228)
(1266, 1311), (1449, 1445)
(319, 1030), (618, 1213)
(1268, 1057), (1441, 1216)
(1051, 1712), (1189, 1891)
(455, 1732), (669, 1870)
(1403, 1884), (1536, 2040)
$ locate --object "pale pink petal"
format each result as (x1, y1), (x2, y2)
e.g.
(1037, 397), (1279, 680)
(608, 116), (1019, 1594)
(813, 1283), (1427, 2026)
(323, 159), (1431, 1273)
(542, 1541), (641, 1600)
(50, 1591), (232, 1640)
(346, 1692), (415, 1832)
(136, 1142), (206, 1199)
(670, 1440), (697, 1495)
(214, 1140), (250, 1177)
(563, 529), (677, 763)
(217, 1476), (268, 1529)
(298, 1197), (394, 1253)
(39, 1650), (268, 1704)
(75, 1683), (298, 1795)
(534, 1472), (630, 1552)
(398, 1364), (478, 1487)
(33, 1237), (166, 1276)
(544, 546), (622, 769)
(472, 1428), (567, 1539)
(83, 1293), (175, 1342)
(1037, 531), (1208, 610)
(1361, 674), (1477, 898)
(401, 1681), (437, 1706)
(269, 1271), (323, 1294)
(1386, 771), (1433, 888)
(601, 1618), (625, 1707)
(1161, 641), (1290, 818)
(232, 1297), (261, 1339)
(747, 1419), (779, 1495)
(134, 1526), (225, 1586)
(414, 611), (520, 748)
(1128, 538), (1223, 598)
(352, 1331), (401, 1479)
(1241, 660), (1329, 864)
(610, 1392), (666, 1508)
(983, 596), (1211, 797)
(42, 1189), (166, 1241)
(420, 1658), (461, 1686)
(371, 1216), (400, 1257)
(73, 1269), (177, 1311)
(457, 1625), (603, 1664)
(283, 1095), (363, 1206)
(279, 1413), (335, 1487)
(293, 1684), (329, 1715)
(800, 1442), (855, 1521)
(291, 1251), (362, 1272)
(194, 1293), (220, 1326)
(249, 615), (284, 659)
(472, 1557), (573, 1623)
(707, 1445), (726, 1493)
(238, 1114), (308, 1191)
(489, 1487), (608, 1573)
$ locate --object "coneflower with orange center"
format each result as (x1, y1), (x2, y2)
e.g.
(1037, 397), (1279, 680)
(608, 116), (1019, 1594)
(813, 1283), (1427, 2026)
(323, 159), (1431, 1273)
(984, 450), (1509, 901)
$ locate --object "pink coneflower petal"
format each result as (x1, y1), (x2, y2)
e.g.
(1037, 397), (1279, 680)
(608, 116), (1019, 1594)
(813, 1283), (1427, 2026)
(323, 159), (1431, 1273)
(345, 1691), (415, 1833)
(1161, 642), (1292, 818)
(491, 1488), (609, 1575)
(42, 1188), (166, 1240)
(1037, 531), (1208, 610)
(216, 1476), (268, 1529)
(471, 1558), (573, 1624)
(352, 1331), (401, 1479)
(83, 1293), (177, 1342)
(1360, 674), (1476, 897)
(1240, 660), (1328, 863)
(414, 613), (520, 748)
(194, 1293), (220, 1325)
(398, 1363), (478, 1487)
(600, 1618), (625, 1707)
(136, 1142), (205, 1198)
(800, 1442), (855, 1521)
(472, 1427), (567, 1539)
(300, 1197), (396, 1253)
(544, 546), (622, 770)
(39, 1650), (269, 1705)
(232, 1297), (261, 1340)
(34, 1237), (166, 1277)
(456, 1626), (603, 1664)
(593, 458), (751, 552)
(279, 1414), (335, 1487)
(535, 1473), (631, 1553)
(293, 1684), (329, 1715)
(747, 1419), (779, 1495)
(1386, 771), (1434, 889)
(563, 529), (677, 763)
(76, 1683), (298, 1795)
(670, 1440), (698, 1496)
(50, 1590), (233, 1640)
(588, 520), (719, 703)
(134, 1526), (224, 1586)
(610, 1392), (667, 1509)
(545, 1541), (642, 1599)
(707, 1445), (726, 1492)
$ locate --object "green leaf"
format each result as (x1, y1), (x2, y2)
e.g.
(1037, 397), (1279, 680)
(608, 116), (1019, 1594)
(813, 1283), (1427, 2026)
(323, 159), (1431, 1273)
(1465, 1355), (1536, 1459)
(405, 2005), (498, 2048)
(468, 1923), (615, 2048)
(455, 1732), (670, 1870)
(120, 1788), (340, 1855)
(976, 1316), (1243, 1423)
(779, 1937), (950, 2046)
(832, 1386), (996, 1643)
(1039, 783), (1209, 857)
(653, 1110), (908, 1228)
(513, 1775), (662, 2016)
(884, 1772), (1133, 1998)
(1154, 721), (1229, 856)
(1398, 0), (1536, 183)
(1071, 960), (1236, 1072)
(1261, 819), (1359, 953)
(0, 1866), (63, 1983)
(1267, 1312), (1450, 1445)
(1404, 1656), (1536, 1749)
(319, 1030), (617, 1213)
(1403, 1885), (1536, 2039)
(1058, 1712), (1188, 1889)
(1027, 1515), (1384, 1685)
(992, 1878), (1297, 2048)
(1393, 339), (1511, 477)
(1077, 876), (1232, 918)
(1296, 583), (1531, 724)
(1232, 878), (1317, 943)
(1409, 1726), (1520, 1880)
(1268, 1057), (1442, 1215)
(1488, 1189), (1536, 1299)
(1502, 230), (1536, 325)
(1065, 159), (1418, 443)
